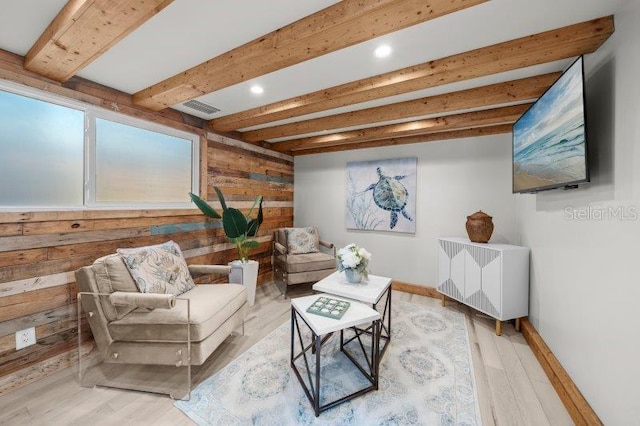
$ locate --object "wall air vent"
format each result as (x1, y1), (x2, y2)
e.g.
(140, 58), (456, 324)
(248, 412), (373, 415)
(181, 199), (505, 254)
(182, 100), (221, 115)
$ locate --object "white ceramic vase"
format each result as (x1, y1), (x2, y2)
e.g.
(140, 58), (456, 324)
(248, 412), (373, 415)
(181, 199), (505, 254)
(345, 268), (362, 284)
(229, 260), (259, 306)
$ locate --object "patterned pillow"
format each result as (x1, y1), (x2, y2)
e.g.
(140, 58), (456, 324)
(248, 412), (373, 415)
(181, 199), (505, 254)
(285, 227), (320, 254)
(117, 241), (195, 295)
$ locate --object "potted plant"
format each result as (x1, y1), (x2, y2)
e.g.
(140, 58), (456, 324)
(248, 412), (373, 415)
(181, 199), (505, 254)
(189, 187), (263, 306)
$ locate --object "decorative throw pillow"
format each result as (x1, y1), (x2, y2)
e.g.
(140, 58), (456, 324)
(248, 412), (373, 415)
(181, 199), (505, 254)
(117, 241), (195, 296)
(285, 227), (320, 254)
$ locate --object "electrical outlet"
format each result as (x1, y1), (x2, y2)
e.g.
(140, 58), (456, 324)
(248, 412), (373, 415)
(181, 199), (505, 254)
(15, 327), (36, 350)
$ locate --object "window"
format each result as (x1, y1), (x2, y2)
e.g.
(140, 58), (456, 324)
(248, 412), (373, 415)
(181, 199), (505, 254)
(0, 81), (199, 209)
(0, 90), (84, 207)
(94, 119), (195, 204)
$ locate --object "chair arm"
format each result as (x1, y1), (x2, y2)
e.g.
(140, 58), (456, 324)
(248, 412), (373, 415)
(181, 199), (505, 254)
(273, 241), (287, 255)
(188, 265), (232, 275)
(319, 240), (336, 256)
(109, 292), (176, 310)
(319, 240), (334, 249)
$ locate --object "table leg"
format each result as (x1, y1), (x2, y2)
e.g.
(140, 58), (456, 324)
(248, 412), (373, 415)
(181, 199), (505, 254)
(495, 320), (502, 336)
(372, 286), (392, 359)
(374, 320), (380, 390)
(312, 333), (333, 354)
(291, 309), (321, 416)
(290, 309), (294, 367)
(314, 334), (321, 417)
(380, 286), (393, 340)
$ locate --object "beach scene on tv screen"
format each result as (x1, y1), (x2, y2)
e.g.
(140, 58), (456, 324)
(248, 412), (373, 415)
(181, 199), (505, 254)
(513, 58), (587, 192)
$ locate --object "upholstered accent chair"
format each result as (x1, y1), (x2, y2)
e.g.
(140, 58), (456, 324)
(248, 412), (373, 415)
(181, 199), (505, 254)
(74, 242), (248, 399)
(272, 227), (336, 297)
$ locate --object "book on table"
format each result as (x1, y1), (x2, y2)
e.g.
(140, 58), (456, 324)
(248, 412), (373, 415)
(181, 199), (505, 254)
(306, 296), (350, 320)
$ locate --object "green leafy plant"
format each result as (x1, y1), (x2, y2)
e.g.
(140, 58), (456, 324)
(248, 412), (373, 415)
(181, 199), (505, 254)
(189, 187), (263, 262)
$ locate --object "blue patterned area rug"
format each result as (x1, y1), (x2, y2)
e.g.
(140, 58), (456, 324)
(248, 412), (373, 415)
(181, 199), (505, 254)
(175, 300), (481, 425)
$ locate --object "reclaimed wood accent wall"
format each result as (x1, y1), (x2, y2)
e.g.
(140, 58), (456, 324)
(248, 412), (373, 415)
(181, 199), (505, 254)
(206, 133), (294, 283)
(0, 49), (294, 395)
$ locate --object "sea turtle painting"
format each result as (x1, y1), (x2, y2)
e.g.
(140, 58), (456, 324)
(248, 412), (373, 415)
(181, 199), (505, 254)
(365, 167), (413, 229)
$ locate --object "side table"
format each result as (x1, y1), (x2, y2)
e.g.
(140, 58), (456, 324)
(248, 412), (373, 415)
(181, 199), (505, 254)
(290, 294), (381, 417)
(313, 271), (392, 358)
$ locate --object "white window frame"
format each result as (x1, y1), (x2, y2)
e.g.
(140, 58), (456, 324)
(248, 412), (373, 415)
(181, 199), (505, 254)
(0, 79), (200, 211)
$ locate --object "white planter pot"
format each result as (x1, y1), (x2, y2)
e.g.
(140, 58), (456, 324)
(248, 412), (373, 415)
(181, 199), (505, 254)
(229, 260), (259, 307)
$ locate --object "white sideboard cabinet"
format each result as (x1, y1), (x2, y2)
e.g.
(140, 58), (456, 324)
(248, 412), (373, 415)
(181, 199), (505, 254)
(437, 237), (530, 335)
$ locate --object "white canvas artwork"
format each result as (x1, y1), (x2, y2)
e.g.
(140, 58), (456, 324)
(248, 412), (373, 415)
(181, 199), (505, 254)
(346, 157), (417, 233)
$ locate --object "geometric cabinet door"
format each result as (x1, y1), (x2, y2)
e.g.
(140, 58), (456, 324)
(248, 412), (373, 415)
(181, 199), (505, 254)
(464, 244), (501, 317)
(437, 239), (466, 302)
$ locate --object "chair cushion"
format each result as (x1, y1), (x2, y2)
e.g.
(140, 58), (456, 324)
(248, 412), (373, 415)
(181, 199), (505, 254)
(108, 284), (247, 343)
(285, 227), (319, 254)
(117, 241), (195, 296)
(284, 251), (336, 273)
(92, 254), (140, 321)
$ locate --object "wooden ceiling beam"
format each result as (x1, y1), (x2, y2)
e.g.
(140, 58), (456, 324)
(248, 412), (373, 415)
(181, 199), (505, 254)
(132, 0), (487, 111)
(211, 16), (613, 132)
(24, 0), (173, 82)
(242, 73), (559, 142)
(292, 124), (513, 155)
(271, 104), (528, 153)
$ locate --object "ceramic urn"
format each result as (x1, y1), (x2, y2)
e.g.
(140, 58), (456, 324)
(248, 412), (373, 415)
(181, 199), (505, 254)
(465, 210), (494, 243)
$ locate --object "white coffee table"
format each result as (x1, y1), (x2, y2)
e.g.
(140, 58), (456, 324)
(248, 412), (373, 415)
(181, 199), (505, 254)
(290, 294), (381, 417)
(313, 271), (393, 358)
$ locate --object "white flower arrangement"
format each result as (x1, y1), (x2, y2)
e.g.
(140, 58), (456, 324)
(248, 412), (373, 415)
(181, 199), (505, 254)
(337, 243), (372, 278)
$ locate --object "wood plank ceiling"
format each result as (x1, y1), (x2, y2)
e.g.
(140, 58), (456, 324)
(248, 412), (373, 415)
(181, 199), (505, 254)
(19, 1), (615, 155)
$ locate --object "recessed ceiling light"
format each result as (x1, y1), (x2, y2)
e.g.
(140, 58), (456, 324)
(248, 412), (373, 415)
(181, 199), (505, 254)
(250, 85), (264, 95)
(374, 44), (392, 58)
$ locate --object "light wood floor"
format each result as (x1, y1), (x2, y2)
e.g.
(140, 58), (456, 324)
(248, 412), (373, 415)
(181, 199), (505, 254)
(0, 282), (573, 425)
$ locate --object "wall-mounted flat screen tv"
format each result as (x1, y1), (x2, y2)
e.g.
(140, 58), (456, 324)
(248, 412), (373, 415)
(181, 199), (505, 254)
(512, 56), (589, 193)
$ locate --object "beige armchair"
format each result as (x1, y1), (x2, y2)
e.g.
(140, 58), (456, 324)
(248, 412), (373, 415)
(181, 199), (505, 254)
(75, 243), (248, 399)
(272, 227), (336, 297)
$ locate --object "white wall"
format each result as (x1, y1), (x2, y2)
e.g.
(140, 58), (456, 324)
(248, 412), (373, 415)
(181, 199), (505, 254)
(515, 1), (640, 423)
(295, 3), (639, 423)
(294, 134), (518, 285)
